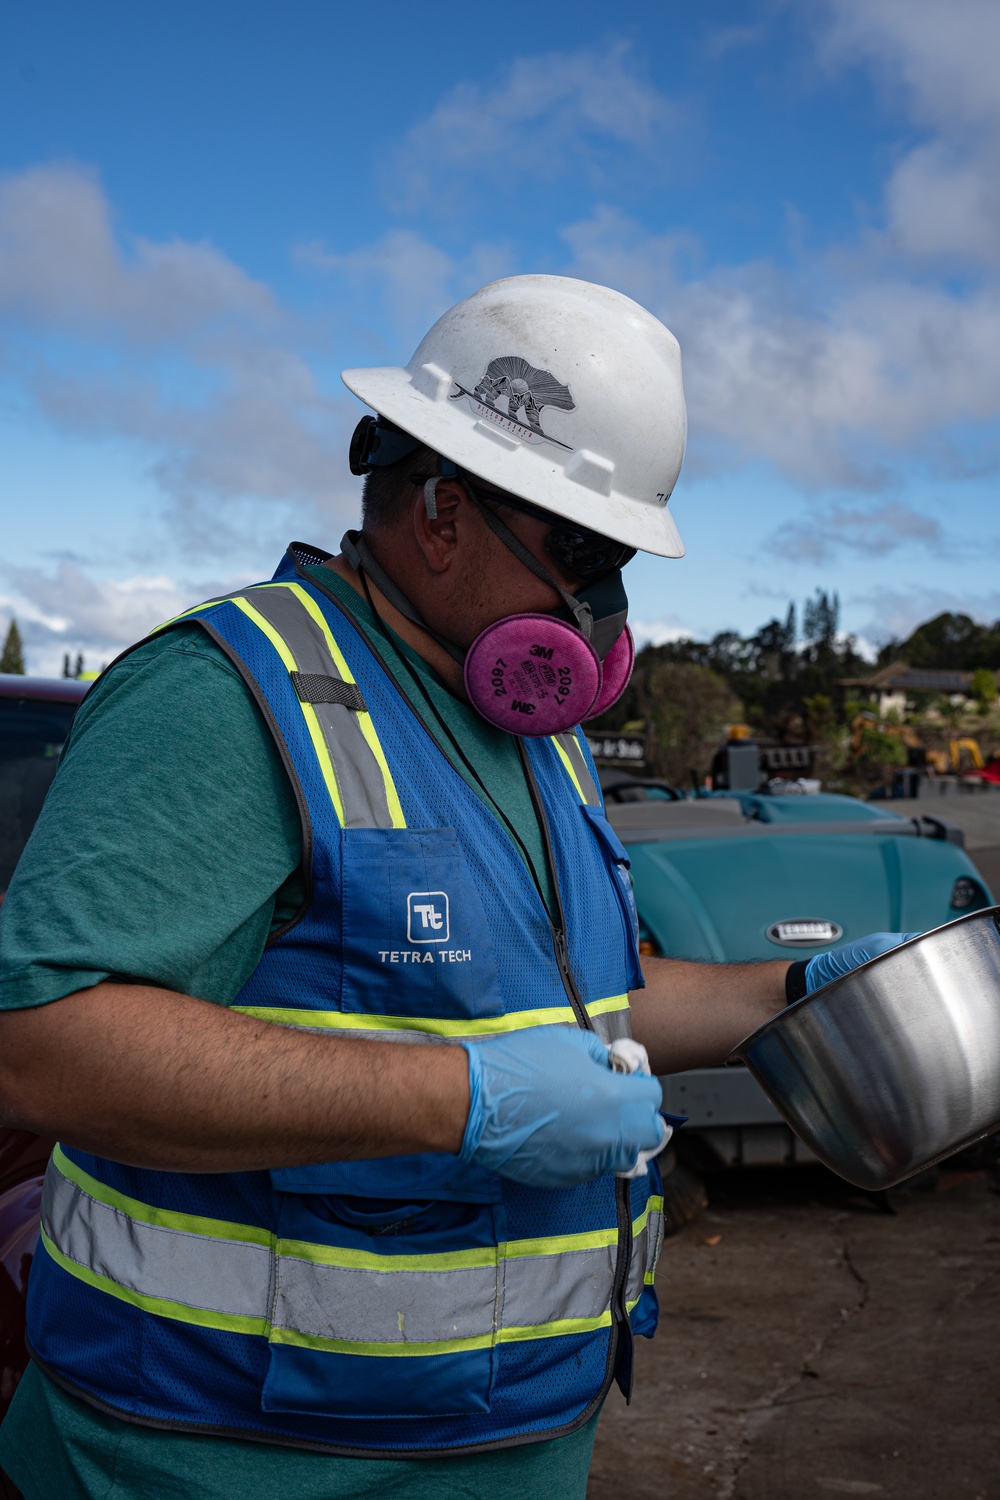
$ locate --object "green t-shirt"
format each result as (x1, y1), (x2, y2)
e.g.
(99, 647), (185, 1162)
(0, 565), (587, 1500)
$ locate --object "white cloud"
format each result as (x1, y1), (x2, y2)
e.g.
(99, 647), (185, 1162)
(821, 0), (1000, 137)
(629, 618), (695, 649)
(0, 163), (277, 337)
(389, 44), (683, 212)
(821, 0), (1000, 269)
(852, 582), (1000, 646)
(0, 563), (256, 677)
(769, 499), (943, 563)
(562, 201), (1000, 488)
(841, 631), (878, 664)
(295, 230), (513, 356)
(703, 23), (767, 60)
(0, 163), (359, 548)
(883, 141), (1000, 267)
(555, 6), (1000, 488)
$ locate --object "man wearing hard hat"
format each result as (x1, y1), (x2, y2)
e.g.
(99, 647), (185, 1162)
(0, 277), (906, 1499)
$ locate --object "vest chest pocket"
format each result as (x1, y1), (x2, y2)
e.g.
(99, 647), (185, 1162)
(579, 805), (644, 992)
(340, 827), (502, 1021)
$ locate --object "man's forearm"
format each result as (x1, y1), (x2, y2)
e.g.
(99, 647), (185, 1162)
(629, 957), (790, 1075)
(0, 982), (470, 1171)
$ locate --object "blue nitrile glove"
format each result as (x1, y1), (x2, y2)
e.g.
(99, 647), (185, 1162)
(459, 1028), (664, 1188)
(804, 932), (921, 993)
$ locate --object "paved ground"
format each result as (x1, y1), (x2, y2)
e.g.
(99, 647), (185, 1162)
(589, 1163), (1000, 1500)
(917, 781), (1000, 896)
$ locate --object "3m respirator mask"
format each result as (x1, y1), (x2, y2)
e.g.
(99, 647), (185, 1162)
(347, 414), (637, 737)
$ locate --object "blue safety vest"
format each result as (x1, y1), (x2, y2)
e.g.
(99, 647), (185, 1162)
(28, 544), (665, 1456)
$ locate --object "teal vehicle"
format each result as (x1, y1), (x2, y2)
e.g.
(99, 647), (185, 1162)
(602, 778), (994, 1170)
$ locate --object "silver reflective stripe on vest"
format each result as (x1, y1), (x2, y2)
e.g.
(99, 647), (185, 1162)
(270, 1236), (619, 1352)
(594, 1004), (631, 1044)
(272, 1256), (500, 1347)
(502, 1240), (617, 1327)
(42, 1151), (274, 1328)
(625, 1198), (664, 1307)
(239, 583), (401, 830)
(43, 1150), (652, 1354)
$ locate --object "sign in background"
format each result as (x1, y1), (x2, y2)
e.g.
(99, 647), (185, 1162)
(586, 732), (647, 767)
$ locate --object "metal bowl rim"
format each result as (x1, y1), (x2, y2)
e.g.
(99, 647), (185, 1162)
(726, 902), (1000, 1066)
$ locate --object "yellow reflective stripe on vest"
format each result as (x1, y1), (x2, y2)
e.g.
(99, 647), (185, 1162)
(228, 594), (349, 828)
(150, 582), (406, 831)
(42, 1149), (657, 1353)
(146, 581), (296, 636)
(274, 583), (405, 830)
(550, 732), (602, 806)
(39, 1230), (270, 1338)
(230, 993), (630, 1044)
(49, 1146), (274, 1247)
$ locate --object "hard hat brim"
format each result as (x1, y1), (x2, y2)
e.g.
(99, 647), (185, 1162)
(341, 365), (685, 560)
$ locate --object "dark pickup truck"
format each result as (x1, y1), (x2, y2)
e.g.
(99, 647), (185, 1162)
(1, 674), (87, 1420)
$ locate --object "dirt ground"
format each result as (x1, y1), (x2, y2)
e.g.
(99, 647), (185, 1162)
(589, 1163), (1000, 1500)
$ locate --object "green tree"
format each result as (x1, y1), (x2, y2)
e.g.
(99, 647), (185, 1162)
(879, 612), (1000, 671)
(849, 714), (908, 791)
(592, 657), (743, 786)
(803, 693), (835, 741)
(970, 667), (998, 715)
(0, 619), (25, 674)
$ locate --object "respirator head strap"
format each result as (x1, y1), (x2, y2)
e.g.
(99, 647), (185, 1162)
(340, 530), (465, 665)
(457, 476), (594, 641)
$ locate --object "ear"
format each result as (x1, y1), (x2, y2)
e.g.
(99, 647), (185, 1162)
(411, 478), (474, 575)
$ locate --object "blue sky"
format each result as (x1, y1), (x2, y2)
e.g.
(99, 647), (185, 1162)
(2, 0), (999, 673)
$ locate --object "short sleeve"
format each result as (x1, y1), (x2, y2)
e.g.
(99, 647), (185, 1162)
(0, 625), (303, 1011)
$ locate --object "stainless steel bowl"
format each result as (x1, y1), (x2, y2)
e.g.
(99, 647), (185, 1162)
(727, 907), (1000, 1189)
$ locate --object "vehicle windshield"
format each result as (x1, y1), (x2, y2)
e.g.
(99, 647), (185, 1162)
(0, 697), (79, 889)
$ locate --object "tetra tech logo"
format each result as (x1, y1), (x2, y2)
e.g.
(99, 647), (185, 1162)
(407, 891), (450, 944)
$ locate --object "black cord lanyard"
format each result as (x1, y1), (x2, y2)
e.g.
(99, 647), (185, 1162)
(355, 566), (549, 899)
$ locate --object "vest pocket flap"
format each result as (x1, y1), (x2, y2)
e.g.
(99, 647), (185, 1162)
(579, 803), (632, 868)
(270, 1155), (503, 1203)
(578, 804), (642, 989)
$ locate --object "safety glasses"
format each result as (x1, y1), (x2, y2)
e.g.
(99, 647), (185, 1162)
(412, 472), (636, 581)
(481, 492), (636, 581)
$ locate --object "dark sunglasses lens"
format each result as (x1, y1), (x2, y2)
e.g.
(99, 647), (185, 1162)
(545, 526), (636, 579)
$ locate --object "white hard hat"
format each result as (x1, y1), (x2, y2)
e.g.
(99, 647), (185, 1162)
(341, 274), (686, 558)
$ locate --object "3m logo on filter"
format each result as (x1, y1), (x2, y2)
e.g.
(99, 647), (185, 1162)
(407, 891), (450, 943)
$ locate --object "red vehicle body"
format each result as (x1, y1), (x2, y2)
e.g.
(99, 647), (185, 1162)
(0, 674), (88, 1422)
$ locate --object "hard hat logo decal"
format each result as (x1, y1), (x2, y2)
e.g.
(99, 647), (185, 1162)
(452, 355), (575, 451)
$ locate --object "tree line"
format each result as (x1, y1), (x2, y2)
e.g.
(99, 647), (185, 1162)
(0, 619), (89, 678)
(593, 595), (1000, 787)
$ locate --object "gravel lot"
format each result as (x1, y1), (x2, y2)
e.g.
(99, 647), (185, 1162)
(589, 1163), (1000, 1500)
(589, 783), (1000, 1499)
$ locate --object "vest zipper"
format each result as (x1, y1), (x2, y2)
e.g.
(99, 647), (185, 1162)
(517, 741), (634, 1397)
(290, 594), (636, 1410)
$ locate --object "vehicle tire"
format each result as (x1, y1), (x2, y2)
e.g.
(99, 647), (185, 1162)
(659, 1146), (708, 1235)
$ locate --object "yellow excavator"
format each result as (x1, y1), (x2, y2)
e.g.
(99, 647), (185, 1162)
(925, 738), (985, 775)
(850, 712), (985, 775)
